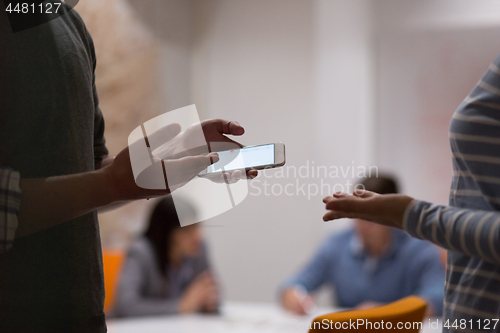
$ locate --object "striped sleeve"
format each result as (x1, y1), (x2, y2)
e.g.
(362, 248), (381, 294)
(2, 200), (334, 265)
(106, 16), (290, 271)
(0, 168), (21, 253)
(403, 200), (500, 264)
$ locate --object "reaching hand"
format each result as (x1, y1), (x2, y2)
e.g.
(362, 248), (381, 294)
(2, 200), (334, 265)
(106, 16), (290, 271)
(322, 191), (414, 229)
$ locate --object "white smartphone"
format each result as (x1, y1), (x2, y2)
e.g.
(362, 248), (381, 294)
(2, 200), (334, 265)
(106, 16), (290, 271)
(198, 143), (285, 176)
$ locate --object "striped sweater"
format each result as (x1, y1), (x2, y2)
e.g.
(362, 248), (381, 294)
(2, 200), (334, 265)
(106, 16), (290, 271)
(403, 54), (500, 331)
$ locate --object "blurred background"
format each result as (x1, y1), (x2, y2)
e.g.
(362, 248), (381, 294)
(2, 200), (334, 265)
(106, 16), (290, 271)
(76, 0), (500, 307)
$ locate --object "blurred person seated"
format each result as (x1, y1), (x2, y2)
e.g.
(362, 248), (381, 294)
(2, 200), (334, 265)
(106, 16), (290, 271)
(114, 195), (218, 317)
(279, 176), (444, 317)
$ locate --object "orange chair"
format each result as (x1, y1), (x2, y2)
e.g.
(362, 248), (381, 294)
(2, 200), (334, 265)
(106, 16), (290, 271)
(309, 296), (427, 333)
(102, 249), (125, 313)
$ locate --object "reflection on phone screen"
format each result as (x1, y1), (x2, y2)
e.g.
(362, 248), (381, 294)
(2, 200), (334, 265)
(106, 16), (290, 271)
(206, 144), (275, 173)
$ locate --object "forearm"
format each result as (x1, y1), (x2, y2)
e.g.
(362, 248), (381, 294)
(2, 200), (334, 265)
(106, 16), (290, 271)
(17, 168), (116, 238)
(403, 200), (500, 264)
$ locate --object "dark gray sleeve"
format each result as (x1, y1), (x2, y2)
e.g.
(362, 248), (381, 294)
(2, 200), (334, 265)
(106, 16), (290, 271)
(93, 104), (108, 165)
(114, 251), (180, 317)
(87, 29), (108, 165)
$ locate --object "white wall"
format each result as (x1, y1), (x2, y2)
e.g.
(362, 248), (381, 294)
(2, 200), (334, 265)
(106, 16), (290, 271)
(375, 0), (500, 204)
(313, 0), (375, 184)
(376, 0), (500, 32)
(127, 0), (195, 112)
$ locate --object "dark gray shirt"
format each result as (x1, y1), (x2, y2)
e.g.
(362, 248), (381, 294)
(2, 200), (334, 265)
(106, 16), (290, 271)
(0, 4), (108, 332)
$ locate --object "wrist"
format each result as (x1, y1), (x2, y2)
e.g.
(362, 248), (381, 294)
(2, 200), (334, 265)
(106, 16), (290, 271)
(389, 195), (414, 229)
(95, 167), (121, 205)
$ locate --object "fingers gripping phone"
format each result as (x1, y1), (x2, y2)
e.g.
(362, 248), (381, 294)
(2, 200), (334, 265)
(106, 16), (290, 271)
(198, 143), (285, 177)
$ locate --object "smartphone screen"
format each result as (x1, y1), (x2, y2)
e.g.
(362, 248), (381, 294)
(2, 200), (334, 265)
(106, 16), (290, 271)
(206, 143), (275, 173)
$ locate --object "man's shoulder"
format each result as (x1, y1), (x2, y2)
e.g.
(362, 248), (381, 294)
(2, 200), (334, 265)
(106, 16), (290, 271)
(323, 228), (355, 249)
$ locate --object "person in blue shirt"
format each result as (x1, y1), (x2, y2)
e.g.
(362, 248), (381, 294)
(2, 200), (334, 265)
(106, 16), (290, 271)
(279, 176), (445, 317)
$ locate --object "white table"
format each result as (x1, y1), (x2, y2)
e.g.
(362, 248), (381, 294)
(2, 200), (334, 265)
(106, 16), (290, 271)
(107, 302), (442, 333)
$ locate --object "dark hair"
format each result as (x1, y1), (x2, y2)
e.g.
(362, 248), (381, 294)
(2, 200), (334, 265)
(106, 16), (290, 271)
(144, 195), (197, 276)
(360, 175), (399, 194)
